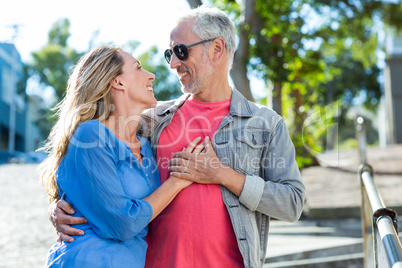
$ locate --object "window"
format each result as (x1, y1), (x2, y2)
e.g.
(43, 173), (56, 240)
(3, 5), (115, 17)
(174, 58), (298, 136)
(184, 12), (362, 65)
(1, 67), (12, 104)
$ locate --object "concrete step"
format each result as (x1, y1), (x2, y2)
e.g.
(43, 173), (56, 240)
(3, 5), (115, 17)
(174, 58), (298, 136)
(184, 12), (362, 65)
(264, 252), (363, 268)
(264, 218), (402, 267)
(266, 237), (362, 263)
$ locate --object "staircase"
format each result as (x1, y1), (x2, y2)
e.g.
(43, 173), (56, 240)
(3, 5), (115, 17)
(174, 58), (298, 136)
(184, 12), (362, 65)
(264, 217), (402, 267)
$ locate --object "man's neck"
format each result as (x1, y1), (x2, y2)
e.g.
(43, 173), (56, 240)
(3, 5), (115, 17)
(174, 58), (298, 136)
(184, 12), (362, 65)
(191, 84), (232, 103)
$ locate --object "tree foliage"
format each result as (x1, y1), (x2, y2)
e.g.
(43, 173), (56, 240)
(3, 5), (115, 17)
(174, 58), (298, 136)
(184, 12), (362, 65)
(28, 18), (181, 138)
(28, 18), (82, 101)
(187, 0), (402, 168)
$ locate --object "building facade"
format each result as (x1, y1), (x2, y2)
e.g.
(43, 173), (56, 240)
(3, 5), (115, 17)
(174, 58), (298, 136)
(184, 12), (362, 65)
(0, 42), (45, 154)
(384, 32), (402, 144)
(0, 43), (27, 152)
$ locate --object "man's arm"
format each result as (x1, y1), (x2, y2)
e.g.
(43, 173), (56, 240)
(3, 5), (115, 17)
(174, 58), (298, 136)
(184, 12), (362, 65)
(244, 120), (305, 222)
(49, 199), (87, 243)
(169, 122), (306, 222)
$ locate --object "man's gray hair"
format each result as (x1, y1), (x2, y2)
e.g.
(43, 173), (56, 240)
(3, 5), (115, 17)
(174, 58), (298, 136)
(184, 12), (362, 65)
(178, 6), (236, 71)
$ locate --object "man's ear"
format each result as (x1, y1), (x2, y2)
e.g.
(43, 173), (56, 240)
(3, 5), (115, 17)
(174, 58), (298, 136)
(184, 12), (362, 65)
(212, 38), (226, 62)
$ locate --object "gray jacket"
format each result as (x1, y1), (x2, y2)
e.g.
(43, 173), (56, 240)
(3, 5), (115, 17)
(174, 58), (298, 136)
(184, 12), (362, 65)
(139, 89), (306, 267)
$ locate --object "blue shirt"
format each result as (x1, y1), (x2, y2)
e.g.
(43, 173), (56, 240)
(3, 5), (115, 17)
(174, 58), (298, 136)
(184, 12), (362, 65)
(46, 120), (160, 268)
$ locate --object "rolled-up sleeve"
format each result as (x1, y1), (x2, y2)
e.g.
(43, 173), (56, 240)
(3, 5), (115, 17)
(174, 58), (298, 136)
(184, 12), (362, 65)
(239, 175), (265, 211)
(239, 120), (306, 222)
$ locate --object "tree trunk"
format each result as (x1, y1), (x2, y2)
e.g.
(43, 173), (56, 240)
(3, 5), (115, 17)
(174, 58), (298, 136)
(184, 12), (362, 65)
(230, 23), (254, 101)
(272, 81), (282, 115)
(229, 0), (260, 101)
(187, 0), (203, 8)
(292, 81), (319, 166)
(292, 88), (303, 132)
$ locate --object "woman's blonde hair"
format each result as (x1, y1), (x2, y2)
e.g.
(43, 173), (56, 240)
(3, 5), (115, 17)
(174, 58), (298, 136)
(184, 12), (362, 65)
(40, 45), (124, 202)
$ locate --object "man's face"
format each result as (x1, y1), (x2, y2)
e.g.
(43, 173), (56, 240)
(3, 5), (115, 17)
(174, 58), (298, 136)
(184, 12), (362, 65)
(168, 21), (213, 95)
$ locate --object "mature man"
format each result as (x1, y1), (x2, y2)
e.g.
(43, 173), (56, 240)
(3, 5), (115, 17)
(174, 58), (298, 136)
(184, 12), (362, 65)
(51, 6), (305, 268)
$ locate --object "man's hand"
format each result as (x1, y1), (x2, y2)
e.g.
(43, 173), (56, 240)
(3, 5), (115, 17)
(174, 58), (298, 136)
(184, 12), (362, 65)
(168, 136), (246, 196)
(49, 199), (87, 243)
(169, 136), (227, 185)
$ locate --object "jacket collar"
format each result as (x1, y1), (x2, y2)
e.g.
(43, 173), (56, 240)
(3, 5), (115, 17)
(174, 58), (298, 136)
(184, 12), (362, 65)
(156, 88), (253, 117)
(156, 93), (190, 116)
(229, 88), (253, 117)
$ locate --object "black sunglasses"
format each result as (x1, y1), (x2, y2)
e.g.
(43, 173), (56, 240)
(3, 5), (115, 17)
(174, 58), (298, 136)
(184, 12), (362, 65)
(164, 38), (216, 64)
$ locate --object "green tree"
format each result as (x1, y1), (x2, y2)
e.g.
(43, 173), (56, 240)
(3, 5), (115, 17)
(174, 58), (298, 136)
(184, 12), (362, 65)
(30, 18), (181, 104)
(28, 18), (82, 101)
(185, 0), (402, 168)
(27, 18), (82, 135)
(28, 18), (181, 137)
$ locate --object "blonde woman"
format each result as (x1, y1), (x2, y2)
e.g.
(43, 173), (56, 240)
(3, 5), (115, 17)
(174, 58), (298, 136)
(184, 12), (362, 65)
(41, 46), (202, 267)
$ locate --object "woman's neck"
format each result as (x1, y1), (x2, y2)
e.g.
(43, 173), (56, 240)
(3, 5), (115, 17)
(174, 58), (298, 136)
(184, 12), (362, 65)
(104, 113), (140, 146)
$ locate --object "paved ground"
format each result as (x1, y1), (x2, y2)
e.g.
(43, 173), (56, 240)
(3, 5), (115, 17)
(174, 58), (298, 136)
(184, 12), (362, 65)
(0, 145), (401, 267)
(0, 164), (56, 268)
(301, 145), (402, 218)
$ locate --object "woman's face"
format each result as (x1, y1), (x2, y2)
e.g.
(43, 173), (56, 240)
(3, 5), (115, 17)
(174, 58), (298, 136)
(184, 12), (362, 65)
(117, 51), (157, 110)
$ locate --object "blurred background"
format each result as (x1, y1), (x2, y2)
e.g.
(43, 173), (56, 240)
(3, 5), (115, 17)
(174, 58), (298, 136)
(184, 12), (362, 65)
(1, 0), (402, 267)
(1, 0), (402, 166)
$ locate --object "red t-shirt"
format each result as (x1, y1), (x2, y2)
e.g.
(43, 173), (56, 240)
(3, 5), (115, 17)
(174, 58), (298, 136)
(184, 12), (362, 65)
(145, 98), (244, 268)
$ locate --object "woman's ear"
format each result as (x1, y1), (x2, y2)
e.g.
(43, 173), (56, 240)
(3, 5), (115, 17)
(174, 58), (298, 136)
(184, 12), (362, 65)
(111, 77), (125, 91)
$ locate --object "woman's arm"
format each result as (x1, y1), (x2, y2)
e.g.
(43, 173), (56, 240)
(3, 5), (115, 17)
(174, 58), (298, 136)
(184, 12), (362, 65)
(49, 132), (204, 242)
(143, 177), (186, 222)
(59, 124), (153, 241)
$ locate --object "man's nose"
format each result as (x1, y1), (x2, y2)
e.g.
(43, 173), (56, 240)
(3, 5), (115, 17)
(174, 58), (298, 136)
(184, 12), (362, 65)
(169, 53), (181, 69)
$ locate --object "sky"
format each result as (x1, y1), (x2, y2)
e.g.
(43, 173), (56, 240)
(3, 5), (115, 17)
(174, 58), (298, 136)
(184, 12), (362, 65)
(0, 0), (191, 62)
(0, 0), (191, 101)
(0, 0), (267, 100)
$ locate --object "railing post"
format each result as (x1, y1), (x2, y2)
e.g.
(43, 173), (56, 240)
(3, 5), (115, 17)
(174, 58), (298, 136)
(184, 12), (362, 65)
(357, 116), (374, 267)
(374, 213), (402, 267)
(357, 116), (402, 268)
(356, 116), (367, 164)
(360, 164), (376, 267)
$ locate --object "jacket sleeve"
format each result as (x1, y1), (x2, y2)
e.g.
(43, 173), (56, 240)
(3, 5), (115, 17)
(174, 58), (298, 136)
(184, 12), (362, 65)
(238, 120), (306, 222)
(58, 123), (153, 241)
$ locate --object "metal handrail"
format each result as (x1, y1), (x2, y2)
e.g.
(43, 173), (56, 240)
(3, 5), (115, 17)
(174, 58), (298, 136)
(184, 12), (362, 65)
(357, 116), (402, 267)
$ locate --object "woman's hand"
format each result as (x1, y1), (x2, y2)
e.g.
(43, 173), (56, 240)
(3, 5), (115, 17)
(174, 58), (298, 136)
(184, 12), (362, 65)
(143, 137), (206, 221)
